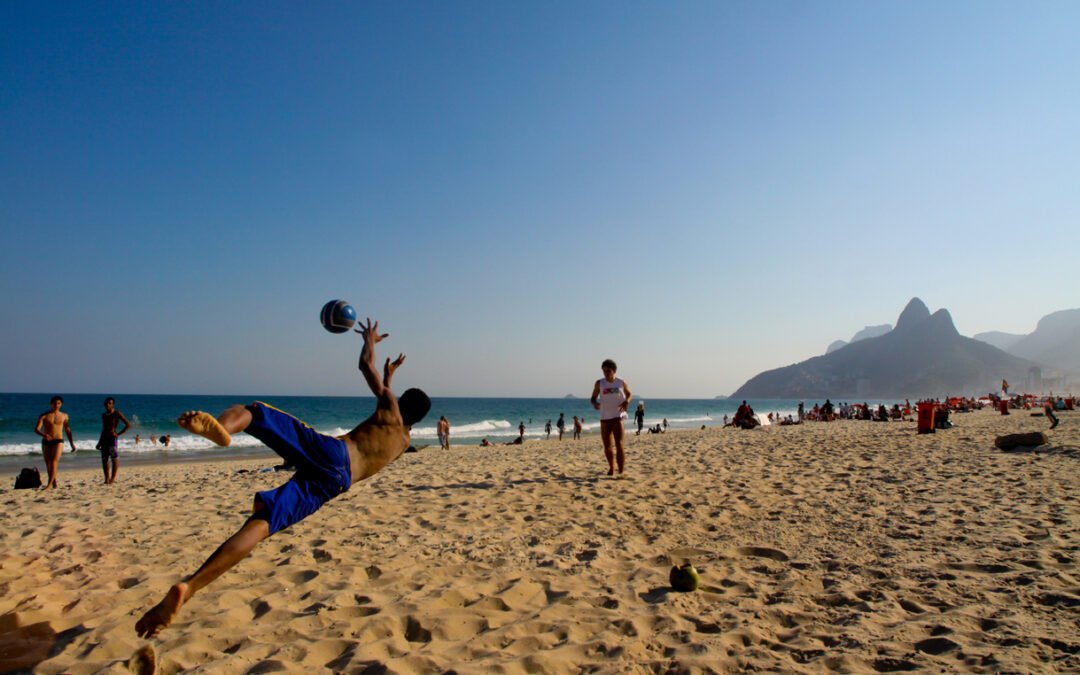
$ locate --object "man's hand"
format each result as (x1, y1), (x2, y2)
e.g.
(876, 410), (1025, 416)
(384, 353), (406, 388)
(355, 317), (389, 346)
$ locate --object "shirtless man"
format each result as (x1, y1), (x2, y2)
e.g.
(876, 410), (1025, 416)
(98, 397), (131, 484)
(437, 416), (451, 450)
(35, 396), (76, 489)
(135, 318), (430, 638)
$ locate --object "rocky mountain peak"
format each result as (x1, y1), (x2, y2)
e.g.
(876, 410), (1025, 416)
(894, 297), (931, 332)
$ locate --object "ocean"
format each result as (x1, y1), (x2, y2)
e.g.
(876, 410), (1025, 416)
(0, 393), (805, 475)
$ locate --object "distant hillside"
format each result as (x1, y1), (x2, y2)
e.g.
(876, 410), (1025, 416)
(732, 298), (1035, 399)
(973, 331), (1025, 352)
(988, 309), (1080, 373)
(826, 324), (893, 354)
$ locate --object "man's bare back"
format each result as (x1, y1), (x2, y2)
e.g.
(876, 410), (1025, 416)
(341, 411), (411, 483)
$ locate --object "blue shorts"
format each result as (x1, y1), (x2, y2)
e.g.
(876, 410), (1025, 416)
(246, 402), (352, 535)
(97, 434), (118, 459)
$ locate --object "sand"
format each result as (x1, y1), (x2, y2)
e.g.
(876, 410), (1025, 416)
(2, 408), (1078, 673)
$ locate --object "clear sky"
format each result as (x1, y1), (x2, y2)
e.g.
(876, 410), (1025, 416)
(2, 1), (1078, 398)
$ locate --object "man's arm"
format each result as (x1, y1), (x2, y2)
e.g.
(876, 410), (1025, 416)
(35, 413), (47, 439)
(357, 317), (405, 406)
(64, 418), (76, 451)
(383, 353), (406, 392)
(590, 380), (601, 410)
(621, 382), (633, 412)
(116, 412), (131, 436)
(356, 318), (389, 397)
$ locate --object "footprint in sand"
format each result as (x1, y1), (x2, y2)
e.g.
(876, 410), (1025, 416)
(914, 636), (960, 655)
(128, 644), (156, 675)
(735, 546), (790, 562)
(403, 616), (432, 643)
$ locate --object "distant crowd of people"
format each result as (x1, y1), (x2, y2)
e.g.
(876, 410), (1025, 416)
(33, 384), (1071, 493)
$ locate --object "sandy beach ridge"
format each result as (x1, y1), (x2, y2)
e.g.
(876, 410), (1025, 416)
(2, 408), (1078, 673)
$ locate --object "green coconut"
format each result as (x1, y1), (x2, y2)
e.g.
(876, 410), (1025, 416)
(669, 563), (700, 592)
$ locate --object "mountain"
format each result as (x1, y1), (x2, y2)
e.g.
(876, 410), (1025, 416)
(826, 324), (893, 354)
(973, 331), (1025, 352)
(731, 298), (1035, 399)
(975, 309), (1080, 373)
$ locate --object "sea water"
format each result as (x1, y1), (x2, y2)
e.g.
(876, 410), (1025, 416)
(0, 393), (804, 474)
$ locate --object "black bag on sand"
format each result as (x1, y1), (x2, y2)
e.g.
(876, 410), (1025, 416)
(994, 432), (1048, 451)
(15, 467), (42, 489)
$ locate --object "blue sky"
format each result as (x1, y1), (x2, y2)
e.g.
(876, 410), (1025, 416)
(2, 1), (1078, 398)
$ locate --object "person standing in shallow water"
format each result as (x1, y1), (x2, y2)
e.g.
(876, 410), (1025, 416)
(591, 359), (632, 476)
(437, 416), (450, 450)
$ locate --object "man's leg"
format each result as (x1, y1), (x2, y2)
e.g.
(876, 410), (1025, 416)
(136, 516), (270, 638)
(600, 420), (615, 476)
(101, 453), (109, 484)
(178, 405), (253, 446)
(612, 421), (626, 474)
(43, 444), (60, 489)
(110, 456), (119, 484)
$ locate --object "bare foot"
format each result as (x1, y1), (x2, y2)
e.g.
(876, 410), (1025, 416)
(135, 582), (190, 638)
(177, 411), (232, 446)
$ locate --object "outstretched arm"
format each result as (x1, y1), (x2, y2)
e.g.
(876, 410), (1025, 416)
(356, 318), (390, 397)
(383, 353), (406, 391)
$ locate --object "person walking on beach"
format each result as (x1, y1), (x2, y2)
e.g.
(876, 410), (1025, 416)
(1045, 397), (1060, 429)
(97, 397), (131, 484)
(634, 401), (646, 435)
(556, 413), (566, 440)
(35, 395), (76, 489)
(545, 420), (552, 439)
(572, 415), (582, 440)
(437, 416), (450, 450)
(135, 318), (431, 638)
(591, 359), (632, 476)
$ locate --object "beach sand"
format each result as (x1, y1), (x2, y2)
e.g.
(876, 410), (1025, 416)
(2, 408), (1078, 673)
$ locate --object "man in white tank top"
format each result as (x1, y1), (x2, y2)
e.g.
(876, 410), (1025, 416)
(590, 359), (633, 476)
